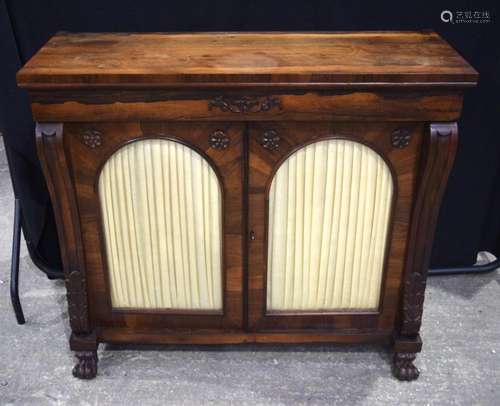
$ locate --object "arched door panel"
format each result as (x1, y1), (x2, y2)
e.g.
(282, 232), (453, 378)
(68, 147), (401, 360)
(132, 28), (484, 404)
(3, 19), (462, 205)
(98, 139), (223, 311)
(248, 122), (420, 332)
(66, 121), (244, 330)
(267, 139), (393, 312)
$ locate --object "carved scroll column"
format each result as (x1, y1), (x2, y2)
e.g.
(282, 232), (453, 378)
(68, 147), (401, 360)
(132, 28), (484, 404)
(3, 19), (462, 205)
(36, 122), (97, 378)
(36, 123), (90, 334)
(393, 122), (458, 380)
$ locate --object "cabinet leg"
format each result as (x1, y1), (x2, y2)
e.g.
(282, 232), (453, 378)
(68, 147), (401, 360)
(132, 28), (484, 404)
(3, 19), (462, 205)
(392, 334), (422, 381)
(73, 350), (98, 379)
(70, 331), (98, 379)
(392, 352), (419, 381)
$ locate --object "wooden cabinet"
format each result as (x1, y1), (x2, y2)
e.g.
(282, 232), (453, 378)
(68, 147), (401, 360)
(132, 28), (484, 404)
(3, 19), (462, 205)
(17, 31), (477, 381)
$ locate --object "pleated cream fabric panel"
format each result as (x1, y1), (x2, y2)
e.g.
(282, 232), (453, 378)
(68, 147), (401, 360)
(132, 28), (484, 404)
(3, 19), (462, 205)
(98, 139), (223, 310)
(267, 139), (393, 312)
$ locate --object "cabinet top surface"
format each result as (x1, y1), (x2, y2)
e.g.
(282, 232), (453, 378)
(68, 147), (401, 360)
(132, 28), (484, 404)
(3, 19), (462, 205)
(17, 31), (478, 89)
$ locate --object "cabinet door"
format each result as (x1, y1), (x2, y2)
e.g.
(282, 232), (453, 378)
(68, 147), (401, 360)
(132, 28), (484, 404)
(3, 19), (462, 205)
(66, 122), (244, 330)
(248, 122), (421, 332)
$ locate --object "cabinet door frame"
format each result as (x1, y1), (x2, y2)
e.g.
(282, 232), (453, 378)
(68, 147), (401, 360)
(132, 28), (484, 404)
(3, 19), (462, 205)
(66, 121), (244, 330)
(248, 122), (421, 332)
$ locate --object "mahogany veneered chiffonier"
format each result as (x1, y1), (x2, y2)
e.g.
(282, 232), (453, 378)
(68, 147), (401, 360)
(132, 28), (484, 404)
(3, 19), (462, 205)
(17, 31), (477, 380)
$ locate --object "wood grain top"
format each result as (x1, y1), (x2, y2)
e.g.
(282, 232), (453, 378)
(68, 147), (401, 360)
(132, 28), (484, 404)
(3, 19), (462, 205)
(17, 31), (478, 89)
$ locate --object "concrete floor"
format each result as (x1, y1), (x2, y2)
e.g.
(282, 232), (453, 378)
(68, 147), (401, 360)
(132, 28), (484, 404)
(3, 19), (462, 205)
(0, 139), (499, 406)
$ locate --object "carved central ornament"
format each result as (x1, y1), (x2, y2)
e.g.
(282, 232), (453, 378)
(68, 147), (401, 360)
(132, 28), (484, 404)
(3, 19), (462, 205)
(391, 128), (412, 149)
(208, 130), (230, 150)
(261, 129), (280, 151)
(209, 95), (282, 113)
(81, 129), (102, 149)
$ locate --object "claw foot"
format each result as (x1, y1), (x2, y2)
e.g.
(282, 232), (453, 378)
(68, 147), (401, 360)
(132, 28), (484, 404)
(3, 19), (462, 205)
(392, 352), (419, 381)
(72, 351), (98, 379)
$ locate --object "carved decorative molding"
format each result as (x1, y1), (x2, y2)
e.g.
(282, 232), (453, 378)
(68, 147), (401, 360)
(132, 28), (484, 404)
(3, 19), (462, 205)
(391, 128), (412, 148)
(208, 130), (230, 150)
(209, 95), (282, 113)
(66, 270), (89, 332)
(402, 271), (426, 333)
(435, 127), (453, 138)
(261, 130), (280, 151)
(81, 129), (102, 148)
(37, 122), (63, 139)
(392, 352), (419, 381)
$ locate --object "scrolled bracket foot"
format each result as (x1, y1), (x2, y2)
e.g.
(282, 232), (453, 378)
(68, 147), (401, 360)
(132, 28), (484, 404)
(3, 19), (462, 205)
(72, 350), (98, 379)
(392, 352), (419, 381)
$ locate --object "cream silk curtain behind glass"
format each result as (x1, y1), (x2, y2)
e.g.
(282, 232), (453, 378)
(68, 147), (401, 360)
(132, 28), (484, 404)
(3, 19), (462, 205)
(267, 139), (393, 312)
(98, 139), (223, 310)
